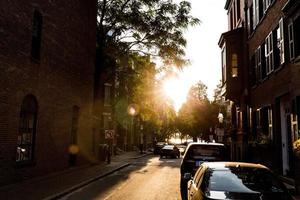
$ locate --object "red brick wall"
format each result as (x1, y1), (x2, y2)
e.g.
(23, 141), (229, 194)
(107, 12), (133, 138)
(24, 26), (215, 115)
(0, 0), (96, 185)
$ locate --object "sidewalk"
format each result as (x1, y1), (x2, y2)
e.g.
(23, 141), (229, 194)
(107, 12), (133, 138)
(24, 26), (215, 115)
(0, 151), (152, 200)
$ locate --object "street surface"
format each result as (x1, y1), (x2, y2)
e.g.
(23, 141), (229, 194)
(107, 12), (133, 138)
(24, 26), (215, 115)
(59, 155), (182, 200)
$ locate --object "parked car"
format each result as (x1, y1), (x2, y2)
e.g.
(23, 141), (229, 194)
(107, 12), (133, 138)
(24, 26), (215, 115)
(160, 145), (180, 158)
(187, 162), (294, 200)
(180, 142), (227, 200)
(154, 142), (166, 154)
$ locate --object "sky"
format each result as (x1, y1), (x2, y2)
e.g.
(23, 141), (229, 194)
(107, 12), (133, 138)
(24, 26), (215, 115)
(163, 0), (228, 111)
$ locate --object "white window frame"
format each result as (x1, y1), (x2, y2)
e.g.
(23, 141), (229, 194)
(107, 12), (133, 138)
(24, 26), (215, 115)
(278, 19), (285, 64)
(263, 0), (272, 13)
(253, 0), (260, 27)
(265, 32), (274, 75)
(288, 22), (295, 60)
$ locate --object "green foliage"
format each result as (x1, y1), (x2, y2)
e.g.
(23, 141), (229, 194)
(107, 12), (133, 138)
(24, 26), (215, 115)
(96, 0), (199, 140)
(177, 81), (220, 140)
(97, 0), (200, 68)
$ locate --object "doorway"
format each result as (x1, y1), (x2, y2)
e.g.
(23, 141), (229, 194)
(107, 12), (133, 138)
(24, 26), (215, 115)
(280, 100), (291, 175)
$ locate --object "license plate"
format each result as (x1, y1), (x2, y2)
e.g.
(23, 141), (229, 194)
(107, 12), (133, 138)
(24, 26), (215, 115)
(195, 161), (202, 166)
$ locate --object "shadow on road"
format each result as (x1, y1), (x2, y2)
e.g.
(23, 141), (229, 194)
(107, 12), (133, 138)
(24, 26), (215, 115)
(64, 155), (181, 200)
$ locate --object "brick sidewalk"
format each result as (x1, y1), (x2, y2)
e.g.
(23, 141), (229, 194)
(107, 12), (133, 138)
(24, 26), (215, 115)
(0, 151), (151, 200)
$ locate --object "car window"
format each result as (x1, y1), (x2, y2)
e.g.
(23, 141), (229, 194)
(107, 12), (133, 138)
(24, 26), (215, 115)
(162, 145), (174, 150)
(186, 145), (225, 160)
(203, 168), (286, 193)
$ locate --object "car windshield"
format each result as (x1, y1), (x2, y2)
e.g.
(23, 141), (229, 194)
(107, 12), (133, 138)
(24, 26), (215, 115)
(204, 168), (286, 193)
(162, 145), (174, 150)
(186, 145), (224, 159)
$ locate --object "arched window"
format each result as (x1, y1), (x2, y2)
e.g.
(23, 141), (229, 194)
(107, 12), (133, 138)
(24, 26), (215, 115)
(31, 10), (43, 60)
(16, 95), (38, 162)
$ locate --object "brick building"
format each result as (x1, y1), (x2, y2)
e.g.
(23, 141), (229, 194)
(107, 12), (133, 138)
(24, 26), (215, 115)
(219, 0), (300, 190)
(0, 1), (97, 185)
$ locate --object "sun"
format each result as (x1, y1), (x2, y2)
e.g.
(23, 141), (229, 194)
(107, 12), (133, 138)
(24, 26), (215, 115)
(163, 77), (189, 112)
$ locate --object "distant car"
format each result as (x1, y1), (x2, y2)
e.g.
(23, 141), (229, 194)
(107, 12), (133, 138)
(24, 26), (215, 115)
(180, 142), (227, 200)
(154, 142), (166, 154)
(160, 145), (180, 158)
(187, 162), (294, 200)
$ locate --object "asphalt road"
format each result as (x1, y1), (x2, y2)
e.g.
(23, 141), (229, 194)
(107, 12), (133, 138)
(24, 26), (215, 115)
(59, 155), (182, 200)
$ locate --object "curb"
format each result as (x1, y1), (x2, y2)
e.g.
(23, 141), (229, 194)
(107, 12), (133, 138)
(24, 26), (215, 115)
(43, 163), (131, 200)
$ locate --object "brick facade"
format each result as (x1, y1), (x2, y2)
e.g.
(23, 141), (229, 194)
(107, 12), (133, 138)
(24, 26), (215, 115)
(0, 0), (96, 185)
(220, 0), (300, 192)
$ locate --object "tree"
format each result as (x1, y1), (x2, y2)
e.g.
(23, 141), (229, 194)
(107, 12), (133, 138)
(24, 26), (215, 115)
(177, 81), (222, 141)
(97, 0), (200, 68)
(96, 0), (200, 143)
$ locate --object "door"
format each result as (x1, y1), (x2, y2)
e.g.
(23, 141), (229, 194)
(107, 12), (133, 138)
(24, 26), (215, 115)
(280, 101), (290, 175)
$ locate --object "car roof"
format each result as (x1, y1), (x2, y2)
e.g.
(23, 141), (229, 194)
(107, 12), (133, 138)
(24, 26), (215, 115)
(187, 142), (225, 147)
(202, 162), (268, 170)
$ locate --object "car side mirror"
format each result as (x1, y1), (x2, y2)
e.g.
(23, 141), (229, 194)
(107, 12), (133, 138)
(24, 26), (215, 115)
(184, 172), (192, 180)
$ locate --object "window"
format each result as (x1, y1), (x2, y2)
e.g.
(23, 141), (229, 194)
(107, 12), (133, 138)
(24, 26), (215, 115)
(263, 0), (273, 13)
(295, 17), (300, 58)
(289, 17), (300, 60)
(256, 108), (261, 131)
(231, 54), (238, 77)
(221, 47), (226, 83)
(237, 111), (243, 129)
(288, 23), (295, 60)
(253, 0), (260, 27)
(247, 5), (254, 35)
(268, 107), (273, 140)
(230, 9), (234, 30)
(206, 168), (286, 193)
(16, 95), (38, 162)
(71, 106), (80, 144)
(265, 32), (274, 74)
(104, 83), (112, 106)
(275, 19), (285, 65)
(31, 10), (43, 60)
(236, 0), (240, 22)
(255, 47), (262, 82)
(249, 107), (253, 130)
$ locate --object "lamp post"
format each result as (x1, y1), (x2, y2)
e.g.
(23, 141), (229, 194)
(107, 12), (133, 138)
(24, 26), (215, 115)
(217, 112), (224, 143)
(127, 104), (138, 150)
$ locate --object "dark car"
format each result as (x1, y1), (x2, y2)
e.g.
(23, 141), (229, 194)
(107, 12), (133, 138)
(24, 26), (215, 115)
(180, 142), (227, 200)
(160, 145), (180, 158)
(154, 142), (166, 154)
(187, 162), (294, 200)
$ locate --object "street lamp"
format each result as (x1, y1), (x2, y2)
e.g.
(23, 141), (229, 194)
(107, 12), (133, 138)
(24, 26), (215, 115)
(218, 113), (224, 123)
(217, 112), (224, 143)
(127, 104), (139, 150)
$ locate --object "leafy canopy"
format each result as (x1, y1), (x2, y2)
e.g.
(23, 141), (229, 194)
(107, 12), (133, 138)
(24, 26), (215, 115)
(97, 0), (200, 67)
